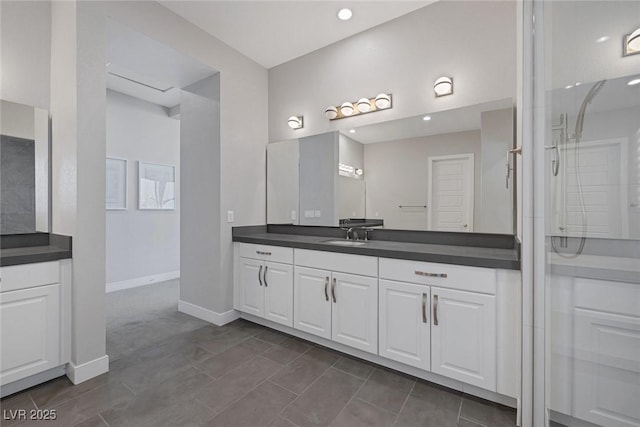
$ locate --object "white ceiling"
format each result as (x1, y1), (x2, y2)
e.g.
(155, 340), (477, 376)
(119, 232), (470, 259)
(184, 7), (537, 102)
(106, 20), (217, 108)
(159, 1), (433, 69)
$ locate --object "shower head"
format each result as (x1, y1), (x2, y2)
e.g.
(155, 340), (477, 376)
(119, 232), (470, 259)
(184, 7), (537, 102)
(574, 80), (606, 142)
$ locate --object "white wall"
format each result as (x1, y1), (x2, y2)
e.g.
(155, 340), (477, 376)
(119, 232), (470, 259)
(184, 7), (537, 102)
(105, 90), (180, 285)
(269, 1), (516, 142)
(338, 134), (365, 219)
(364, 130), (481, 230)
(480, 108), (515, 234)
(46, 0), (268, 372)
(0, 100), (35, 139)
(267, 140), (299, 224)
(299, 132), (338, 226)
(0, 1), (51, 109)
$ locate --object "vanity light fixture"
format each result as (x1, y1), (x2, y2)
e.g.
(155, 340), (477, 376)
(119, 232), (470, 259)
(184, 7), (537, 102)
(341, 102), (355, 116)
(623, 27), (640, 56)
(434, 77), (453, 97)
(325, 93), (392, 121)
(325, 106), (338, 120)
(287, 115), (303, 129)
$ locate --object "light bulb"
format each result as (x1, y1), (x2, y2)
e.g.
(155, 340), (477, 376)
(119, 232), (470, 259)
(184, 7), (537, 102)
(374, 93), (391, 109)
(356, 98), (371, 113)
(341, 102), (354, 116)
(325, 106), (338, 120)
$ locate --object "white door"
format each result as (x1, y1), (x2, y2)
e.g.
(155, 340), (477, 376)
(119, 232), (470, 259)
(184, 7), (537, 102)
(428, 154), (474, 232)
(379, 280), (430, 370)
(293, 266), (332, 339)
(331, 272), (378, 354)
(263, 261), (294, 327)
(572, 308), (640, 427)
(1, 284), (60, 385)
(238, 257), (264, 317)
(431, 287), (496, 391)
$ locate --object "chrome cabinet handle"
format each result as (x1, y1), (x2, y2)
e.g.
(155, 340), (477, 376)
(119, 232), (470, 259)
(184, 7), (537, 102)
(324, 277), (329, 301)
(263, 265), (268, 287)
(433, 294), (439, 326)
(415, 271), (447, 278)
(258, 265), (263, 286)
(331, 277), (337, 303)
(256, 251), (272, 256)
(422, 293), (427, 324)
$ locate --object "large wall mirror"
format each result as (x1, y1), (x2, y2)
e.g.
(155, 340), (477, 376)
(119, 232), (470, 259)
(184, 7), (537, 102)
(267, 98), (516, 235)
(1, 99), (50, 234)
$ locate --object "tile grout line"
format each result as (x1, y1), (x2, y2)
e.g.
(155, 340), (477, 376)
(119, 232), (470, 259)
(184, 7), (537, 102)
(98, 412), (111, 427)
(458, 415), (490, 427)
(326, 365), (378, 426)
(456, 394), (464, 423)
(28, 393), (40, 411)
(390, 378), (417, 427)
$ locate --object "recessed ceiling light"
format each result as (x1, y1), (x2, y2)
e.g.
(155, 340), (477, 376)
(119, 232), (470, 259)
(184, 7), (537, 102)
(422, 115), (432, 121)
(628, 78), (640, 86)
(349, 129), (356, 133)
(596, 36), (609, 43)
(564, 84), (573, 89)
(574, 82), (581, 86)
(337, 8), (352, 21)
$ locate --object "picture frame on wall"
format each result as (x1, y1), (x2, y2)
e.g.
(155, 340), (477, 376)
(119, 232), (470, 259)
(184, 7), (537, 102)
(106, 157), (128, 210)
(138, 161), (176, 210)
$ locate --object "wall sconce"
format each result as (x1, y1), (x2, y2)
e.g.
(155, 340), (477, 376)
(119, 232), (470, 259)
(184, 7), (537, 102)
(434, 76), (453, 97)
(287, 116), (303, 129)
(624, 27), (640, 56)
(325, 93), (392, 120)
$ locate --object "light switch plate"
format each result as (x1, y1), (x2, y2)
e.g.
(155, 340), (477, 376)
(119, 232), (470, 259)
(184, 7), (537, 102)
(314, 210), (321, 217)
(291, 210), (297, 221)
(304, 210), (314, 218)
(227, 210), (234, 223)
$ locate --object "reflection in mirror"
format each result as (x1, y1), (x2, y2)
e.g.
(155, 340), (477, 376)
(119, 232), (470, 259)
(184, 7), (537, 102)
(548, 74), (640, 240)
(267, 99), (515, 234)
(0, 99), (49, 234)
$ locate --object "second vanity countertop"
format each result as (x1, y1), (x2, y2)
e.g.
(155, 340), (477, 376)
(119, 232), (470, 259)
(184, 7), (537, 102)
(233, 226), (520, 270)
(0, 233), (72, 267)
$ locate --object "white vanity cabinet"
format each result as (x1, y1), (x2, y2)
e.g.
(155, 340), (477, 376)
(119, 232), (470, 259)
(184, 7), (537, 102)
(294, 250), (378, 354)
(378, 258), (498, 392)
(234, 244), (294, 327)
(379, 280), (431, 370)
(0, 260), (71, 393)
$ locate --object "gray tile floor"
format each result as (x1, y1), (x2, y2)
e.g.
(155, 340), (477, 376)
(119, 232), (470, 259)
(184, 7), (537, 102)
(2, 282), (517, 427)
(1, 320), (517, 427)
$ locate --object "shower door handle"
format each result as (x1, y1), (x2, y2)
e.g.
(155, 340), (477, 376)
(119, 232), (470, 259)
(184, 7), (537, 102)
(545, 145), (560, 176)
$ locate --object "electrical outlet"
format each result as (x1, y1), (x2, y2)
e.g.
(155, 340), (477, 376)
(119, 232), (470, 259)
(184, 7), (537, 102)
(291, 210), (297, 221)
(227, 210), (234, 223)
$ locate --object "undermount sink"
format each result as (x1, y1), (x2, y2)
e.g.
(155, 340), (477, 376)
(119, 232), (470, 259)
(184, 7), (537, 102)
(322, 239), (367, 247)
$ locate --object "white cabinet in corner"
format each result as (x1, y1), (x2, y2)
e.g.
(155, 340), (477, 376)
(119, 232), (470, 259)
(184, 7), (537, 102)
(234, 244), (294, 327)
(0, 260), (65, 387)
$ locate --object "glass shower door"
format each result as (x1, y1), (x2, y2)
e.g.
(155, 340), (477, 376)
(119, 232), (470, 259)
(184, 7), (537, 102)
(535, 1), (640, 426)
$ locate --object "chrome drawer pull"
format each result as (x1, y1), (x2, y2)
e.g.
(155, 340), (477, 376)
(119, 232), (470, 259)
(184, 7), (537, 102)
(256, 251), (272, 256)
(422, 293), (427, 324)
(263, 265), (268, 287)
(433, 294), (439, 326)
(331, 278), (337, 303)
(414, 271), (447, 278)
(258, 265), (263, 286)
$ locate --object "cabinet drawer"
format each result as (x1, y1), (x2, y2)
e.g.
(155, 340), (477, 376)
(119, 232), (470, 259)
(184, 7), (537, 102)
(574, 277), (640, 317)
(238, 243), (293, 264)
(0, 261), (60, 293)
(295, 249), (377, 277)
(379, 258), (496, 294)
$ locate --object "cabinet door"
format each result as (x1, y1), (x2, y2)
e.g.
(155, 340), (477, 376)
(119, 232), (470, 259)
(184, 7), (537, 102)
(237, 257), (264, 317)
(331, 272), (378, 354)
(263, 261), (294, 327)
(294, 266), (331, 339)
(1, 284), (60, 385)
(431, 287), (496, 391)
(572, 308), (640, 427)
(379, 280), (430, 370)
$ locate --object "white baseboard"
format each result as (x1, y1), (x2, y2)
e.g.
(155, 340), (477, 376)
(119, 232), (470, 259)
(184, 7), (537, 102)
(106, 271), (180, 293)
(178, 300), (240, 326)
(66, 355), (109, 385)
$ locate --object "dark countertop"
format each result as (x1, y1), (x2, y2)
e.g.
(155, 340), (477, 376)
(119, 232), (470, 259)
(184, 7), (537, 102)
(0, 233), (72, 267)
(233, 227), (520, 270)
